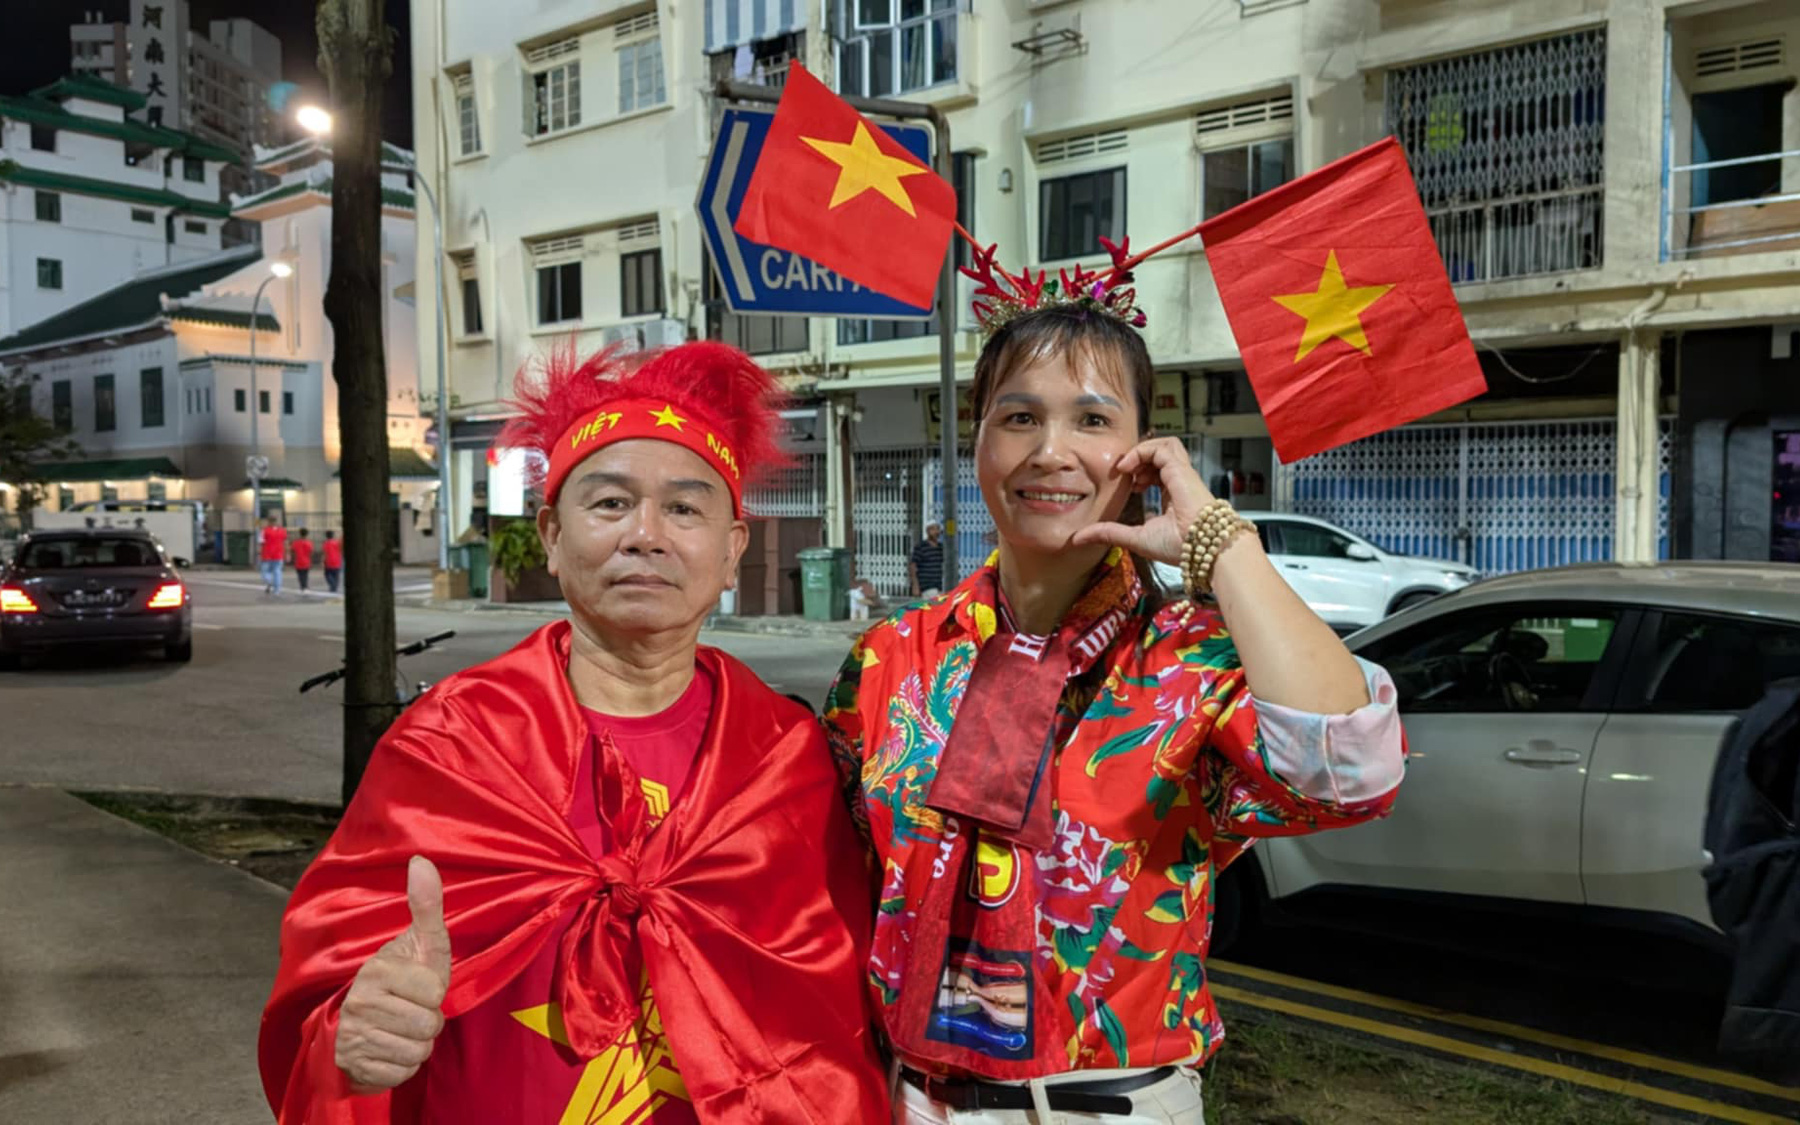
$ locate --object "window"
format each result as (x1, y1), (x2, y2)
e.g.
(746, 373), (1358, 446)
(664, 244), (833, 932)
(131, 208), (155, 224)
(620, 248), (663, 317)
(140, 368), (164, 429)
(1386, 28), (1606, 282)
(259, 390), (271, 414)
(1202, 139), (1293, 220)
(205, 387), (212, 413)
(452, 252), (483, 335)
(1360, 606), (1622, 714)
(35, 191), (61, 223)
(838, 0), (957, 98)
(52, 380), (72, 432)
(183, 156), (204, 182)
(185, 220), (206, 235)
(1039, 168), (1126, 261)
(37, 258), (63, 290)
(453, 71), (481, 155)
(57, 487), (74, 511)
(524, 40), (582, 136)
(282, 391), (295, 416)
(94, 374), (115, 432)
(952, 150), (976, 269)
(1265, 520), (1361, 560)
(235, 388), (246, 412)
(535, 258), (583, 324)
(29, 125), (55, 151)
(617, 15), (666, 115)
(1621, 612), (1800, 713)
(1690, 83), (1786, 208)
(147, 481), (166, 503)
(838, 315), (935, 345)
(705, 251), (810, 356)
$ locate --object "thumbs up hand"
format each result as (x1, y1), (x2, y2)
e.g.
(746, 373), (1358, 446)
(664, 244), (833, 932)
(335, 856), (453, 1094)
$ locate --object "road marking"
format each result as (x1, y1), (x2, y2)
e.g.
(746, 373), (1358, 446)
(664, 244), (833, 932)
(1211, 984), (1795, 1125)
(192, 623), (225, 631)
(315, 635), (344, 643)
(1211, 959), (1800, 1105)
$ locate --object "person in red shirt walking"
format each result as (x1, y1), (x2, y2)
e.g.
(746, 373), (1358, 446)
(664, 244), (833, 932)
(259, 517), (288, 596)
(292, 529), (315, 595)
(322, 530), (343, 594)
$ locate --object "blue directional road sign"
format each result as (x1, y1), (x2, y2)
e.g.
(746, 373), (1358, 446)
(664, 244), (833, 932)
(697, 107), (936, 320)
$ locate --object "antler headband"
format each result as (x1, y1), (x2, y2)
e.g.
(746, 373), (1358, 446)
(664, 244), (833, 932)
(954, 221), (1206, 338)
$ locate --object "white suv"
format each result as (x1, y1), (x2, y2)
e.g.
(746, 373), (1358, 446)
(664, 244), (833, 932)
(1152, 512), (1478, 631)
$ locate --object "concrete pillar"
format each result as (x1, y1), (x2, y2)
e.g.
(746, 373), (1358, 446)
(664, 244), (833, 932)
(1614, 331), (1663, 562)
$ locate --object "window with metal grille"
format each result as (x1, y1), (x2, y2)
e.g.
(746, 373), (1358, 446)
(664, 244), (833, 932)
(1039, 167), (1126, 261)
(1384, 28), (1607, 283)
(524, 39), (582, 136)
(36, 258), (62, 290)
(35, 191), (60, 223)
(837, 0), (959, 98)
(140, 368), (164, 429)
(453, 71), (480, 154)
(95, 374), (115, 432)
(621, 248), (663, 317)
(52, 380), (72, 432)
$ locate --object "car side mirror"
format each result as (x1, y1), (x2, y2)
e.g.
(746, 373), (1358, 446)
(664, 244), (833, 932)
(1345, 542), (1378, 562)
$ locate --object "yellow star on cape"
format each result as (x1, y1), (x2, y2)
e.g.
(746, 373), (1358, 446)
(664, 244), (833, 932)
(1271, 250), (1395, 362)
(649, 404), (685, 430)
(801, 121), (926, 216)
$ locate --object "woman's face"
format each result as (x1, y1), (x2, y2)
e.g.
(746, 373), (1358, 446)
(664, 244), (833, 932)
(976, 343), (1141, 562)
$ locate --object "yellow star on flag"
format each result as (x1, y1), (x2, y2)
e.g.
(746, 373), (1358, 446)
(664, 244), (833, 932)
(1271, 250), (1395, 362)
(649, 404), (686, 430)
(801, 122), (927, 216)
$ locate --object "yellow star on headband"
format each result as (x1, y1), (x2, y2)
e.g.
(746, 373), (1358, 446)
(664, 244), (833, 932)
(650, 404), (686, 430)
(802, 121), (926, 216)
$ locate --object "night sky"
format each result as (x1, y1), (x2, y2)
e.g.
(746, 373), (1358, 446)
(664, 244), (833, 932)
(4, 0), (414, 146)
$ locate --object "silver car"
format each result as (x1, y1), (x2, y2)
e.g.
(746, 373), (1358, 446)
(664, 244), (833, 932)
(0, 529), (193, 669)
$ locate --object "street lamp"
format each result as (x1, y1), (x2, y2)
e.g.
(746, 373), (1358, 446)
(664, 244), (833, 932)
(249, 259), (293, 528)
(296, 105), (452, 573)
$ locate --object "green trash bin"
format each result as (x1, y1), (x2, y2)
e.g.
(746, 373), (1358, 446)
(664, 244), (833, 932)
(225, 530), (253, 568)
(799, 547), (851, 622)
(457, 541), (491, 599)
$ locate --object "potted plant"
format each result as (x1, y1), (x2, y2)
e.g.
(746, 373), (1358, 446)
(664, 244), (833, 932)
(487, 517), (561, 603)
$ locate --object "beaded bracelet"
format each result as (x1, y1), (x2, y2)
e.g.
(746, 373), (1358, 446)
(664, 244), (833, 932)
(1179, 500), (1256, 598)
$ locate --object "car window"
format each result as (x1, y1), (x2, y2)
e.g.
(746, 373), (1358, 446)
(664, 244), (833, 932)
(1269, 521), (1355, 560)
(1251, 521), (1275, 553)
(18, 538), (158, 569)
(1358, 606), (1621, 714)
(1624, 611), (1800, 713)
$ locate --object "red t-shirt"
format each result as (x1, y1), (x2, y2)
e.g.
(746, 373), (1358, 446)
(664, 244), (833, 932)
(260, 526), (287, 563)
(291, 539), (314, 569)
(322, 538), (342, 569)
(421, 665), (713, 1124)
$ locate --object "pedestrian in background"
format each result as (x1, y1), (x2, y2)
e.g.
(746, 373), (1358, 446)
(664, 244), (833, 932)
(292, 529), (314, 595)
(323, 530), (343, 594)
(909, 521), (944, 598)
(259, 517), (287, 597)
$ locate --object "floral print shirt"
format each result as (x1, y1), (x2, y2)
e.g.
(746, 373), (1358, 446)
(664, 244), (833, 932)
(823, 552), (1403, 1077)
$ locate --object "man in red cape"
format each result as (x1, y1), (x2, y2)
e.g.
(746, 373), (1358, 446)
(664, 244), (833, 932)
(259, 341), (888, 1124)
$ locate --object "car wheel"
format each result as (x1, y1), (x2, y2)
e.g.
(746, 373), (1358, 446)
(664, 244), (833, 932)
(1390, 591), (1437, 615)
(1210, 860), (1264, 957)
(165, 639), (193, 664)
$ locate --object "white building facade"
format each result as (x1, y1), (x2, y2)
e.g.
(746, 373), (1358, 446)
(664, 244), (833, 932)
(409, 0), (1800, 598)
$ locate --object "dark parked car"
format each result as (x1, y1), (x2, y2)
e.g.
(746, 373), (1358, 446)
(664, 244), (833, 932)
(0, 529), (192, 669)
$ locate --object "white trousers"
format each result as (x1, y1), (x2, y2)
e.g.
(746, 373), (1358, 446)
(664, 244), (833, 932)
(894, 1068), (1204, 1125)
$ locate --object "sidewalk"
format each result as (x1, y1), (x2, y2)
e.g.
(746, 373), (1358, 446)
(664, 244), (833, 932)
(0, 788), (286, 1124)
(396, 591), (873, 640)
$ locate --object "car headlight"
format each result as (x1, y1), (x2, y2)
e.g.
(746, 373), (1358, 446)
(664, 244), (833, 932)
(1442, 570), (1476, 586)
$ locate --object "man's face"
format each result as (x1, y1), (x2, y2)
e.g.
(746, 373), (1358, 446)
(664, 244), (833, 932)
(927, 525), (941, 543)
(539, 439), (748, 639)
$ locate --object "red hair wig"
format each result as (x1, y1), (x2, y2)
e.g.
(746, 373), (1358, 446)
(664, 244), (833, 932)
(495, 340), (790, 508)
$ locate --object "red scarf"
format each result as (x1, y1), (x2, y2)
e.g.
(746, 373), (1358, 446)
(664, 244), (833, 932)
(259, 623), (887, 1123)
(900, 553), (1141, 1073)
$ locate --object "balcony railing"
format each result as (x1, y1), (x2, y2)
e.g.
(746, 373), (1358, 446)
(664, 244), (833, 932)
(1426, 186), (1606, 285)
(1663, 148), (1800, 260)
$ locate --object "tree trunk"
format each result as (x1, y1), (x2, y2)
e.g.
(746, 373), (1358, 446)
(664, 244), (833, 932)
(317, 0), (398, 805)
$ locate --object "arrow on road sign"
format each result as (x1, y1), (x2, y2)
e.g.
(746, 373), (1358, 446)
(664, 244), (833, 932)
(696, 107), (936, 320)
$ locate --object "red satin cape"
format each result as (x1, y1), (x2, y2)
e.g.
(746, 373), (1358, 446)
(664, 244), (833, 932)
(258, 621), (887, 1123)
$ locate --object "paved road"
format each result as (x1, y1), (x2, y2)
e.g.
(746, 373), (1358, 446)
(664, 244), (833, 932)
(0, 569), (855, 804)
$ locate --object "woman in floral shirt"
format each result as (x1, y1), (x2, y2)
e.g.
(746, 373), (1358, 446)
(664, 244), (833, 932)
(823, 302), (1405, 1123)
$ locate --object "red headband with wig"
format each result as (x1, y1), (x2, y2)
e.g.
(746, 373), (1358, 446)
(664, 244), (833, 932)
(495, 341), (787, 516)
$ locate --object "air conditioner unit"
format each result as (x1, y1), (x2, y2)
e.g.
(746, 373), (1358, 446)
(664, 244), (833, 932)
(602, 318), (688, 353)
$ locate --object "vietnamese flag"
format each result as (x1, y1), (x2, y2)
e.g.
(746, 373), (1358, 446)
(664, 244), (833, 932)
(1200, 137), (1486, 463)
(734, 64), (956, 309)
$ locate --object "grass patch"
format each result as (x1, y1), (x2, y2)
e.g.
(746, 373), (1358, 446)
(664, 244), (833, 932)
(1203, 1010), (1676, 1125)
(76, 790), (340, 889)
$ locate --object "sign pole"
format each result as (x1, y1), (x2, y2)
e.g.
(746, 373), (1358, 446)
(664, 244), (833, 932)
(712, 79), (959, 585)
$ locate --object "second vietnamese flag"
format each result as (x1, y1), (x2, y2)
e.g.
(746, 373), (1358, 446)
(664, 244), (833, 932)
(1200, 136), (1487, 463)
(734, 64), (957, 310)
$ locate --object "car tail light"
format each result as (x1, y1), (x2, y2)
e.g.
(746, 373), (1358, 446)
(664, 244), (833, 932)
(147, 583), (185, 610)
(0, 586), (38, 614)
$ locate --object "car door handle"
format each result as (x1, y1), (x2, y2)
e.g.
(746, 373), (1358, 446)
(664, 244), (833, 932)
(1283, 563), (1308, 571)
(1504, 740), (1583, 767)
